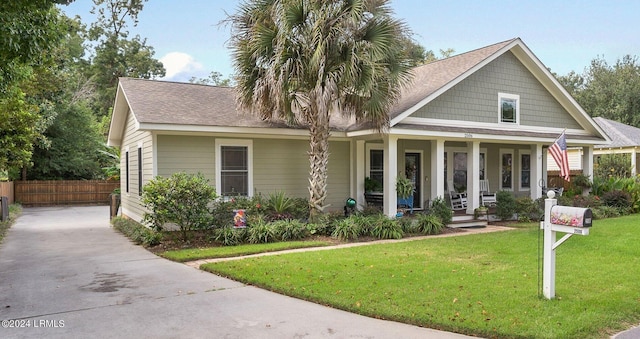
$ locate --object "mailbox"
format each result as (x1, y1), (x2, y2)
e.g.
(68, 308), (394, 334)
(550, 206), (592, 228)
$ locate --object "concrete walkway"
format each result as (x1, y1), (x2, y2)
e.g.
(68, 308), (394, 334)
(0, 206), (475, 339)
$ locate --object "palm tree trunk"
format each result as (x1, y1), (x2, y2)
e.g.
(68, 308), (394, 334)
(307, 101), (331, 221)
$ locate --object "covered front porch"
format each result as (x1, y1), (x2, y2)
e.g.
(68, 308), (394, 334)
(351, 134), (595, 218)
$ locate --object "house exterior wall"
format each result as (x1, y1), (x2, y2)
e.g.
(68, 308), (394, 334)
(154, 135), (351, 212)
(411, 52), (581, 130)
(120, 110), (153, 222)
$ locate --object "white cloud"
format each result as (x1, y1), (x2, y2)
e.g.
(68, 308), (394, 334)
(159, 52), (205, 82)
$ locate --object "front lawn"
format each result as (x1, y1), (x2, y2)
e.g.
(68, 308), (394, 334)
(202, 215), (640, 338)
(161, 240), (331, 262)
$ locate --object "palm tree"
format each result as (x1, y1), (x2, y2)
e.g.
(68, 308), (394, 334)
(229, 0), (412, 219)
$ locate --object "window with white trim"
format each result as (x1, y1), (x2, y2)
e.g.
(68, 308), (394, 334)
(365, 144), (384, 192)
(500, 149), (514, 190)
(499, 93), (520, 124)
(519, 151), (531, 190)
(216, 139), (253, 197)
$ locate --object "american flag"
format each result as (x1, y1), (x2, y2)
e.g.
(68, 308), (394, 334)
(549, 131), (570, 181)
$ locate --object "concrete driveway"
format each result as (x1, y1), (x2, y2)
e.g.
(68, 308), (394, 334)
(0, 206), (474, 339)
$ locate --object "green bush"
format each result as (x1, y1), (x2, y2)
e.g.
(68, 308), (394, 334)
(265, 191), (294, 220)
(429, 197), (452, 225)
(112, 217), (162, 247)
(289, 197), (310, 220)
(248, 220), (276, 244)
(592, 205), (623, 219)
(515, 197), (542, 222)
(415, 213), (444, 235)
(595, 154), (632, 178)
(370, 215), (403, 239)
(271, 219), (308, 241)
(210, 197), (265, 229)
(495, 191), (516, 221)
(602, 189), (632, 208)
(141, 172), (217, 241)
(332, 217), (361, 241)
(572, 194), (602, 208)
(212, 227), (248, 246)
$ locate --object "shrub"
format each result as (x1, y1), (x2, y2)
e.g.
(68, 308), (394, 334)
(289, 197), (310, 220)
(142, 172), (217, 241)
(415, 213), (444, 235)
(266, 191), (294, 216)
(602, 189), (632, 208)
(495, 191), (516, 221)
(248, 221), (276, 244)
(350, 214), (376, 235)
(332, 217), (361, 241)
(370, 215), (403, 239)
(429, 197), (452, 225)
(572, 194), (602, 208)
(212, 227), (248, 246)
(112, 217), (162, 247)
(515, 197), (542, 222)
(210, 197), (266, 229)
(271, 219), (308, 241)
(592, 205), (622, 219)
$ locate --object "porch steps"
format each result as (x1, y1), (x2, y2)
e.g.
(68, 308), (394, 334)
(447, 214), (488, 228)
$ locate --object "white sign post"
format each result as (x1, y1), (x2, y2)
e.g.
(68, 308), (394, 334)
(543, 190), (592, 299)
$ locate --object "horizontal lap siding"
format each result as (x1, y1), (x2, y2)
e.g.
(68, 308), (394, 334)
(156, 135), (216, 182)
(254, 139), (351, 211)
(120, 111), (153, 222)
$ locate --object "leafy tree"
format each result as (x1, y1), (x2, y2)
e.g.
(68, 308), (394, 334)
(0, 1), (74, 174)
(188, 71), (232, 87)
(229, 0), (413, 219)
(558, 55), (640, 128)
(142, 172), (218, 241)
(87, 0), (165, 118)
(27, 102), (108, 180)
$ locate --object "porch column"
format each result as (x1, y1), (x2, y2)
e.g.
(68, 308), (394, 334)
(531, 143), (543, 199)
(466, 141), (480, 214)
(383, 135), (398, 217)
(430, 139), (445, 202)
(355, 140), (365, 209)
(582, 146), (594, 195)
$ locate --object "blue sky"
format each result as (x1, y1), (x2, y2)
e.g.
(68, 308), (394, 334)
(59, 1), (640, 83)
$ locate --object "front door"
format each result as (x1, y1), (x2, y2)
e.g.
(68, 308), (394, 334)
(405, 153), (421, 209)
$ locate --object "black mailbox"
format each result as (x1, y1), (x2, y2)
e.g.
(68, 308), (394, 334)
(550, 206), (592, 227)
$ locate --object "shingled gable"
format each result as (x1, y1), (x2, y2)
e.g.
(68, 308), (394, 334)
(593, 117), (640, 149)
(385, 37), (608, 143)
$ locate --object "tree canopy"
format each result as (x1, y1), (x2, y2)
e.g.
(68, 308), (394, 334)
(557, 55), (640, 128)
(230, 0), (413, 217)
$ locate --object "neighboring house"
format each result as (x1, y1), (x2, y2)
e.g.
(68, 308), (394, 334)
(592, 117), (640, 176)
(107, 38), (610, 222)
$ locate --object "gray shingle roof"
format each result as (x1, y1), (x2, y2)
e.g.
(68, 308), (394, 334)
(118, 77), (354, 131)
(119, 39), (517, 132)
(593, 117), (640, 148)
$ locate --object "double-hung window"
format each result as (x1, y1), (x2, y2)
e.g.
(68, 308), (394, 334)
(216, 139), (253, 197)
(499, 93), (520, 124)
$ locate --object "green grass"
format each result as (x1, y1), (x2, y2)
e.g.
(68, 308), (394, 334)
(0, 204), (22, 243)
(202, 215), (640, 338)
(161, 240), (331, 262)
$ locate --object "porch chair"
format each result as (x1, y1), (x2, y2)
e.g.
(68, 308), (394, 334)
(479, 179), (497, 206)
(447, 180), (467, 210)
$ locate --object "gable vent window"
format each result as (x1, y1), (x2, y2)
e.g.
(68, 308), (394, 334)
(499, 93), (520, 124)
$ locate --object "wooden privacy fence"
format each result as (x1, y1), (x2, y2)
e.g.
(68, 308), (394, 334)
(15, 180), (120, 206)
(0, 181), (14, 204)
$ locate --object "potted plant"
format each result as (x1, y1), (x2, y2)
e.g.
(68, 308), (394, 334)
(364, 177), (383, 193)
(474, 205), (488, 219)
(396, 175), (414, 199)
